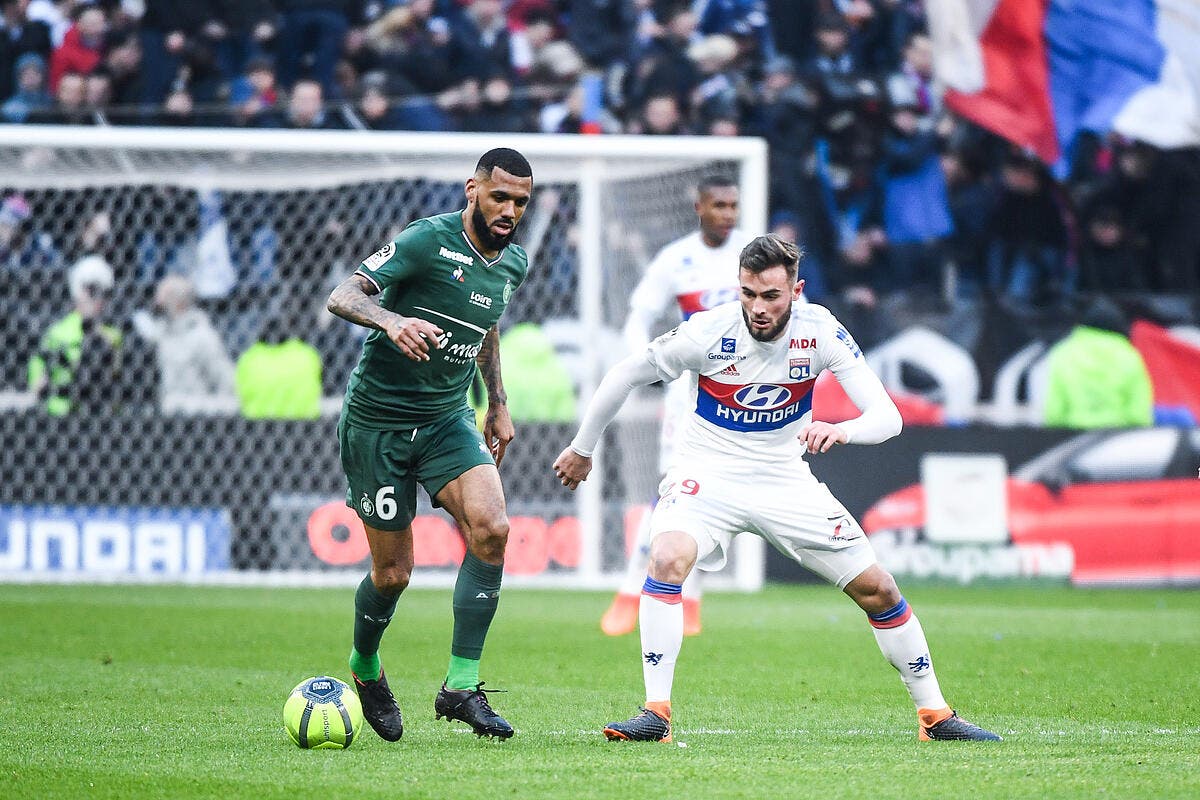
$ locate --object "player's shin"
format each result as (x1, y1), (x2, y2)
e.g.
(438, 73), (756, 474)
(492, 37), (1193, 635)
(350, 573), (401, 681)
(867, 598), (948, 711)
(446, 551), (503, 690)
(639, 577), (684, 713)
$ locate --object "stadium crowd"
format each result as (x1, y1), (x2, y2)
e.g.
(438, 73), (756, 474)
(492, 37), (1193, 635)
(2, 0), (1198, 424)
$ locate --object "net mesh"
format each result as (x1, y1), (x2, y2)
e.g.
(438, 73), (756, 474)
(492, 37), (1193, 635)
(0, 132), (757, 586)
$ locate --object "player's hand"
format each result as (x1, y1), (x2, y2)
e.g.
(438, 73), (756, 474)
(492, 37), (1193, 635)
(553, 447), (592, 490)
(798, 421), (848, 454)
(385, 316), (443, 361)
(483, 402), (514, 467)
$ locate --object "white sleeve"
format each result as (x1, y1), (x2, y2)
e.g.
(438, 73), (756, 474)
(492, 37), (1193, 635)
(834, 365), (902, 444)
(621, 304), (661, 353)
(644, 319), (708, 382)
(816, 313), (900, 444)
(569, 354), (662, 456)
(623, 250), (675, 350)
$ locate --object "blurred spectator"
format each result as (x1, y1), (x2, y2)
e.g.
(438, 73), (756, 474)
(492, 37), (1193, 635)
(26, 0), (69, 47)
(212, 0), (276, 82)
(879, 94), (952, 295)
(101, 31), (142, 111)
(273, 78), (347, 129)
(804, 11), (856, 85)
(687, 33), (742, 127)
(884, 31), (938, 129)
(1076, 204), (1148, 294)
(276, 0), (352, 97)
(0, 193), (59, 271)
(1, 51), (51, 121)
(364, 1), (463, 100)
(754, 54), (819, 226)
(1085, 139), (1200, 294)
(28, 67), (91, 123)
(235, 307), (323, 420)
(157, 84), (198, 126)
(707, 115), (738, 136)
(48, 3), (104, 92)
(456, 0), (519, 78)
(476, 74), (532, 132)
(625, 1), (699, 112)
(538, 74), (619, 134)
(841, 0), (898, 72)
(632, 91), (689, 135)
(566, 0), (637, 70)
(350, 71), (401, 130)
(137, 1), (225, 107)
(131, 274), (237, 413)
(227, 54), (278, 127)
(940, 146), (994, 301)
(510, 6), (561, 78)
(987, 150), (1068, 306)
(0, 0), (52, 100)
(696, 0), (774, 63)
(27, 255), (123, 416)
(1043, 295), (1153, 429)
(83, 66), (111, 114)
(770, 208), (827, 301)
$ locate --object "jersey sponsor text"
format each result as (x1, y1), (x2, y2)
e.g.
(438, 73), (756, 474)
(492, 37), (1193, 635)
(439, 246), (474, 266)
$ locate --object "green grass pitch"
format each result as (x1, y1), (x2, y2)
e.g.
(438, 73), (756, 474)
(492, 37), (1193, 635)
(4, 583), (1198, 799)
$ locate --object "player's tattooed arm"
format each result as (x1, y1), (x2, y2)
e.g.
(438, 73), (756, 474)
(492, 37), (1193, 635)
(475, 326), (507, 406)
(326, 273), (442, 361)
(477, 326), (515, 465)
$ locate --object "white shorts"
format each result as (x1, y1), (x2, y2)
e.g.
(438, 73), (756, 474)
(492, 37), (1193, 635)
(648, 463), (877, 589)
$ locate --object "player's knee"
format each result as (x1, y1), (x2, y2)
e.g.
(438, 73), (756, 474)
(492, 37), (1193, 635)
(845, 564), (902, 612)
(471, 514), (510, 561)
(648, 533), (696, 584)
(372, 565), (411, 597)
(873, 570), (902, 606)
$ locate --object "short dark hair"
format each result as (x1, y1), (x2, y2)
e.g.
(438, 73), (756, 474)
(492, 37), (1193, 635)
(476, 148), (532, 180)
(739, 233), (802, 282)
(697, 173), (738, 198)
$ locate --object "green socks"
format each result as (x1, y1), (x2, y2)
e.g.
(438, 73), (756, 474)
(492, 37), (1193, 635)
(445, 551), (503, 690)
(349, 574), (400, 682)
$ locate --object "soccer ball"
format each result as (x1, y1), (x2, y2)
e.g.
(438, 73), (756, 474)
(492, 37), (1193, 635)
(283, 676), (364, 749)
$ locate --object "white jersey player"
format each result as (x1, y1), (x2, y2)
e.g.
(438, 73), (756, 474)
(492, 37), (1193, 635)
(602, 175), (754, 638)
(554, 235), (1000, 744)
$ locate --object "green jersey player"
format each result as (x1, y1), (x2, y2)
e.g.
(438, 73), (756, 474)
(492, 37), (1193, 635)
(326, 148), (533, 741)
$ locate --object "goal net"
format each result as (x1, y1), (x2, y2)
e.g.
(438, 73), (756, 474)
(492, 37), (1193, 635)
(0, 127), (767, 590)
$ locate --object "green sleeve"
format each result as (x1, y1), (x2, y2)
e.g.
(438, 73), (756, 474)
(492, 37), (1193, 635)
(354, 219), (432, 292)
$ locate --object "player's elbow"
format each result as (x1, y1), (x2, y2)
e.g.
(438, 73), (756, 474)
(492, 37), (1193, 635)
(884, 404), (903, 440)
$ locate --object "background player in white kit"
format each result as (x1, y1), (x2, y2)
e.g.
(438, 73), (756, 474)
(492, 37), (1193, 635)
(601, 174), (755, 638)
(554, 235), (1000, 743)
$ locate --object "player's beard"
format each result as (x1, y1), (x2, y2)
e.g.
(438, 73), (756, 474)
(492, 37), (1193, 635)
(472, 205), (515, 251)
(742, 306), (789, 342)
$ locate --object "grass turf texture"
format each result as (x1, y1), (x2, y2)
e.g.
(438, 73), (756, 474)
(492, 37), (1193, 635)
(3, 584), (1197, 799)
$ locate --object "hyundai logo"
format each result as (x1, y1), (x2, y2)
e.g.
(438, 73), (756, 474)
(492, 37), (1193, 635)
(701, 287), (737, 308)
(733, 384), (793, 409)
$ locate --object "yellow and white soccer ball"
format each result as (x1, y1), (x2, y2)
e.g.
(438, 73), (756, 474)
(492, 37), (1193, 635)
(283, 676), (364, 749)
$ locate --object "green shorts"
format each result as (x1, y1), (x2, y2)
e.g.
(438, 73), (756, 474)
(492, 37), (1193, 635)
(339, 408), (494, 531)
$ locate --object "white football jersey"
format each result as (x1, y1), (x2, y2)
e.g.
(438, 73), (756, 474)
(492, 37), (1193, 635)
(646, 300), (869, 472)
(628, 229), (755, 325)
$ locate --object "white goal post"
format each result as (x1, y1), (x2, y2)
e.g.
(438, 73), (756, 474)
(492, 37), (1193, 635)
(0, 126), (767, 590)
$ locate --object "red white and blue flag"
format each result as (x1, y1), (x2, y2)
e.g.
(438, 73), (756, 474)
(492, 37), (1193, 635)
(927, 0), (1200, 167)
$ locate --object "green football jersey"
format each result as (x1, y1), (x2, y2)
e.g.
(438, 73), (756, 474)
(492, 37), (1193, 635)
(343, 211), (528, 428)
